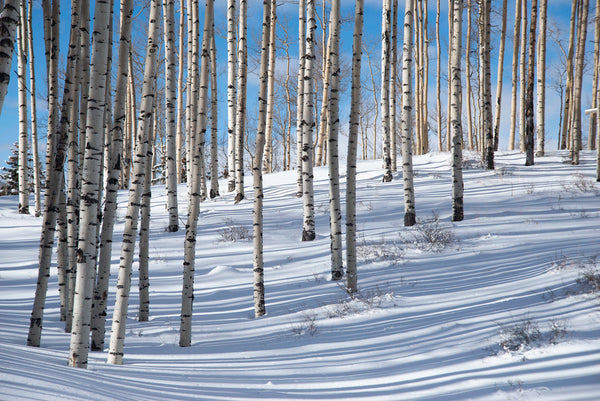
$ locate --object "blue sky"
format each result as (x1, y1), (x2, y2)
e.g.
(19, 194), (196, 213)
(0, 0), (592, 170)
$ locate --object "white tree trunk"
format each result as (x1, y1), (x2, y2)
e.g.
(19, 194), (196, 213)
(262, 0), (276, 174)
(179, 0), (212, 348)
(226, 0), (236, 191)
(301, 0), (316, 242)
(493, 0), (508, 151)
(27, 0), (41, 217)
(209, 29), (219, 198)
(525, 0), (538, 166)
(435, 0), (442, 151)
(518, 0), (527, 152)
(509, 0), (522, 151)
(234, 0), (248, 203)
(346, 0), (364, 294)
(571, 0), (589, 165)
(164, 0), (179, 231)
(68, 0), (107, 368)
(560, 0), (578, 150)
(450, 0), (463, 222)
(253, 0), (272, 318)
(588, 0), (599, 151)
(296, 0), (306, 197)
(481, 0), (494, 169)
(90, 0), (134, 352)
(390, 0), (398, 171)
(401, 0), (416, 227)
(17, 0), (29, 215)
(106, 0), (161, 364)
(176, 0), (186, 183)
(327, 0), (343, 281)
(0, 0), (19, 114)
(381, 0), (393, 182)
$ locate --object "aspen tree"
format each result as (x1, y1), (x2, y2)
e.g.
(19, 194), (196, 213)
(315, 24), (331, 168)
(184, 0), (198, 188)
(296, 0), (306, 197)
(390, 0), (398, 171)
(253, 0), (272, 317)
(381, 0), (393, 182)
(179, 0), (212, 348)
(327, 0), (342, 280)
(519, 0), (527, 152)
(535, 0), (547, 156)
(571, 0), (589, 165)
(588, 0), (600, 150)
(561, 0), (578, 150)
(91, 0), (134, 352)
(509, 0), (522, 151)
(164, 0), (179, 231)
(262, 0), (277, 174)
(0, 0), (18, 114)
(493, 0), (508, 151)
(346, 0), (365, 294)
(446, 0), (454, 151)
(234, 0), (248, 203)
(78, 0), (91, 169)
(68, 0), (108, 368)
(524, 0), (538, 165)
(402, 0), (416, 227)
(27, 0), (40, 217)
(227, 0), (236, 191)
(301, 0), (317, 242)
(17, 0), (28, 214)
(450, 0), (464, 222)
(210, 29), (219, 198)
(107, 0), (161, 363)
(465, 0), (473, 150)
(481, 0), (493, 169)
(176, 0), (186, 183)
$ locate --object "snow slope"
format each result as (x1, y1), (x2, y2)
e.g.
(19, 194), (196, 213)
(1, 150), (599, 400)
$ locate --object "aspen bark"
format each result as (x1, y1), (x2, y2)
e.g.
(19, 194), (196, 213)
(327, 0), (343, 281)
(401, 0), (416, 227)
(234, 0), (248, 203)
(90, 0), (134, 352)
(68, 0), (107, 368)
(27, 0), (40, 217)
(17, 0), (29, 215)
(435, 0), (442, 151)
(107, 0), (161, 363)
(296, 0), (306, 197)
(253, 0), (272, 318)
(536, 0), (548, 157)
(481, 0), (494, 169)
(179, 0), (212, 348)
(509, 0), (522, 151)
(301, 0), (317, 242)
(262, 0), (277, 174)
(589, 0), (600, 150)
(346, 0), (364, 295)
(390, 0), (398, 171)
(176, 0), (186, 183)
(571, 0), (589, 165)
(450, 0), (464, 222)
(164, 0), (179, 231)
(446, 0), (454, 151)
(209, 29), (219, 198)
(0, 0), (19, 114)
(561, 0), (578, 150)
(226, 0), (236, 191)
(519, 0), (527, 152)
(465, 0), (473, 150)
(493, 0), (508, 151)
(381, 0), (393, 182)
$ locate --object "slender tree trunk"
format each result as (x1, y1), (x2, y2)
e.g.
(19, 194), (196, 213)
(252, 0), (271, 318)
(0, 0), (19, 114)
(401, 0), (416, 227)
(315, 24), (331, 168)
(465, 0), (473, 150)
(450, 0), (464, 222)
(107, 0), (161, 364)
(296, 0), (306, 197)
(301, 0), (317, 242)
(446, 0), (454, 151)
(421, 0), (429, 155)
(90, 0), (134, 352)
(326, 0), (342, 280)
(234, 0), (247, 203)
(27, 0), (40, 217)
(571, 0), (589, 165)
(381, 0), (393, 182)
(561, 0), (578, 150)
(164, 0), (179, 231)
(589, 0), (600, 150)
(262, 0), (277, 174)
(518, 0), (527, 152)
(346, 0), (364, 294)
(179, 0), (212, 348)
(209, 29), (219, 198)
(482, 0), (494, 169)
(17, 0), (29, 215)
(535, 0), (547, 157)
(78, 0), (90, 170)
(226, 0), (236, 191)
(184, 0), (197, 189)
(68, 0), (107, 368)
(493, 0), (508, 151)
(176, 0), (186, 183)
(509, 0), (522, 151)
(390, 0), (398, 171)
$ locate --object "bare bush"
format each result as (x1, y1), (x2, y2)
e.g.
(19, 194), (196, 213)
(410, 213), (456, 252)
(291, 312), (318, 336)
(218, 219), (251, 242)
(495, 318), (570, 353)
(356, 234), (403, 264)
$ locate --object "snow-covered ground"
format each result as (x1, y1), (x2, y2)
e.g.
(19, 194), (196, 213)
(1, 150), (599, 400)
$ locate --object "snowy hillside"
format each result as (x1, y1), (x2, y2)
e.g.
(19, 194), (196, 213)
(1, 150), (600, 400)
